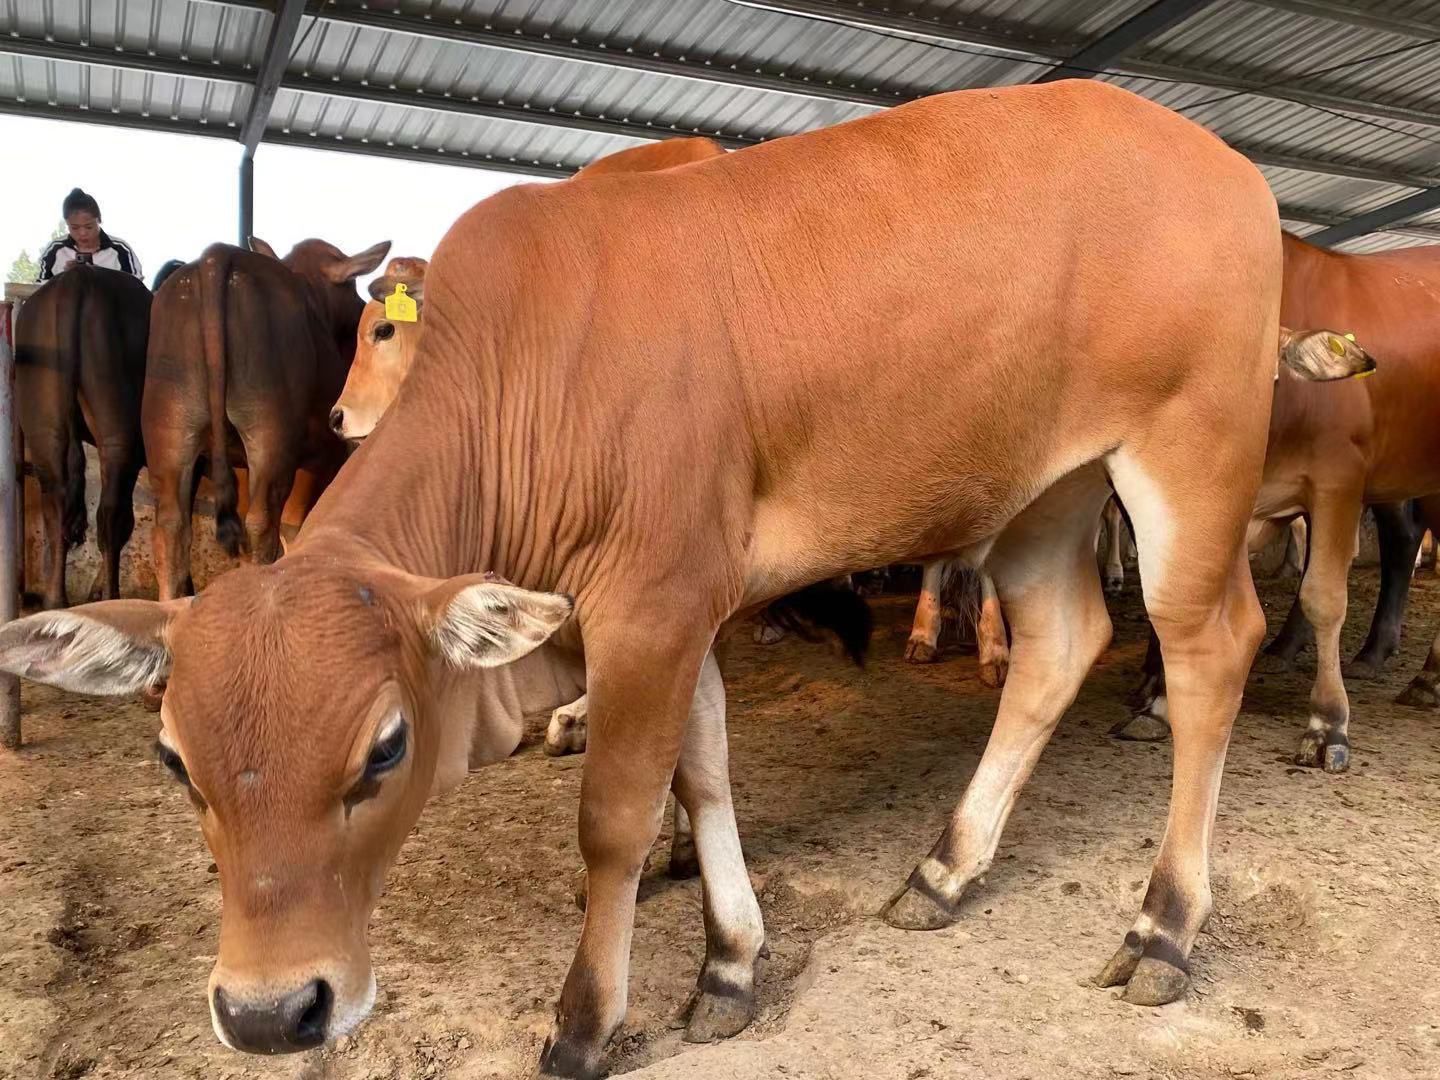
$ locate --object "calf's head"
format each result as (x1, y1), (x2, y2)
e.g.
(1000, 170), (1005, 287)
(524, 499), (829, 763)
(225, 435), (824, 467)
(0, 558), (571, 1054)
(331, 258), (428, 441)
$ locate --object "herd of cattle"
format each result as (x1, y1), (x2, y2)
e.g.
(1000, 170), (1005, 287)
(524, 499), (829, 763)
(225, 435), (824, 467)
(0, 81), (1437, 1078)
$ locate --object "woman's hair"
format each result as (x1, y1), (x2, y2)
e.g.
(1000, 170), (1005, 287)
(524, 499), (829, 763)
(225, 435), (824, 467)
(62, 188), (101, 221)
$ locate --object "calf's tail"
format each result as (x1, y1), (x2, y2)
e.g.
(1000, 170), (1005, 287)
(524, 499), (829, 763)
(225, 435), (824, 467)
(197, 249), (244, 556)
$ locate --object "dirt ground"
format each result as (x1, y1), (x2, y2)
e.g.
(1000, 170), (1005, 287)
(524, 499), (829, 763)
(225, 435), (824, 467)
(3, 564), (1440, 1080)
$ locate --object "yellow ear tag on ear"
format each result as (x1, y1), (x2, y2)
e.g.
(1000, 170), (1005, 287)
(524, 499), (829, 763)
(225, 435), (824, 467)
(1328, 335), (1346, 355)
(1344, 333), (1356, 342)
(384, 283), (418, 323)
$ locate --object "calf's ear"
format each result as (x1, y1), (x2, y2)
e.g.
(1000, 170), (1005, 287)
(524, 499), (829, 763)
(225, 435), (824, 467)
(1279, 327), (1377, 381)
(0, 600), (188, 696)
(419, 577), (573, 670)
(248, 236), (279, 260)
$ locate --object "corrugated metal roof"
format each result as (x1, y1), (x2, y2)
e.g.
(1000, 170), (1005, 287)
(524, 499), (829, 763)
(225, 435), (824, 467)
(3, 0), (1440, 249)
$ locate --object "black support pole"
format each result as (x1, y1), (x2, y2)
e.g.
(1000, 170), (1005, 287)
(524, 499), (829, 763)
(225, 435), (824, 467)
(239, 152), (254, 248)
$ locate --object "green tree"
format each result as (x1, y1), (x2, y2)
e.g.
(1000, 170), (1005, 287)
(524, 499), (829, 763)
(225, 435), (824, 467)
(7, 250), (39, 284)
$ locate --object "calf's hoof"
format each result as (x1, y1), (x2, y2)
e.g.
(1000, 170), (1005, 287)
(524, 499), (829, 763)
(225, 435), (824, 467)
(1096, 937), (1190, 1006)
(1294, 729), (1349, 773)
(668, 844), (700, 881)
(1251, 651), (1296, 675)
(1395, 678), (1439, 710)
(1109, 712), (1170, 742)
(978, 656), (1008, 689)
(880, 879), (959, 931)
(753, 622), (785, 646)
(679, 983), (757, 1044)
(535, 1034), (604, 1080)
(1342, 657), (1385, 681)
(904, 638), (938, 664)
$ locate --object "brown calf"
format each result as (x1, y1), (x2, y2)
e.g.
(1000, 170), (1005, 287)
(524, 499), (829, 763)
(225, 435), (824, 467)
(144, 238), (388, 596)
(15, 267), (151, 608)
(0, 84), (1368, 1078)
(1126, 235), (1440, 771)
(330, 138), (727, 442)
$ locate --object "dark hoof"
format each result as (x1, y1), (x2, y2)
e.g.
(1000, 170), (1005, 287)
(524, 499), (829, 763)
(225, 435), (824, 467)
(1109, 713), (1170, 742)
(1121, 957), (1191, 1006)
(1252, 652), (1295, 675)
(880, 881), (958, 931)
(978, 656), (1008, 689)
(904, 639), (938, 665)
(753, 623), (785, 646)
(1396, 679), (1439, 710)
(535, 1033), (603, 1080)
(680, 986), (756, 1044)
(668, 846), (700, 881)
(1342, 657), (1385, 681)
(1294, 729), (1350, 773)
(573, 870), (588, 912)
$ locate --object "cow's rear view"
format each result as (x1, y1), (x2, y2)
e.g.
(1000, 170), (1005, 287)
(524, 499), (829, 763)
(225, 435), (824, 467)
(14, 266), (151, 608)
(143, 238), (387, 597)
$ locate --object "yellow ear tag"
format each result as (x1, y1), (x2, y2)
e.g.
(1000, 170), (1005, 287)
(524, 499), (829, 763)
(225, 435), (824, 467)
(1344, 333), (1356, 342)
(1328, 335), (1346, 355)
(384, 282), (418, 323)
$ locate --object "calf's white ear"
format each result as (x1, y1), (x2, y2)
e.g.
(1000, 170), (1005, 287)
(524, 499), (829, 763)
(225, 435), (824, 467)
(0, 600), (186, 696)
(422, 577), (574, 670)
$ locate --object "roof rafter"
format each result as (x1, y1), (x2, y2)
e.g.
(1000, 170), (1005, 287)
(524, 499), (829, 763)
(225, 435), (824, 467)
(239, 0), (305, 153)
(1035, 0), (1218, 83)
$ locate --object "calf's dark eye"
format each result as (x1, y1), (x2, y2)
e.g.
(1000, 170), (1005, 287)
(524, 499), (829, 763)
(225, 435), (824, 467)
(155, 740), (190, 786)
(374, 322), (395, 342)
(365, 722), (407, 779)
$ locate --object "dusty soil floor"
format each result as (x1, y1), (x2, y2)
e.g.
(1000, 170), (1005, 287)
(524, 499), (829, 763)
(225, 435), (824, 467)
(3, 566), (1439, 1080)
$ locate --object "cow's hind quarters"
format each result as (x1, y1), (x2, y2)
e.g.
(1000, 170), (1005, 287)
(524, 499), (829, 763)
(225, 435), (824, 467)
(1294, 724), (1350, 773)
(1095, 932), (1191, 1006)
(879, 873), (961, 931)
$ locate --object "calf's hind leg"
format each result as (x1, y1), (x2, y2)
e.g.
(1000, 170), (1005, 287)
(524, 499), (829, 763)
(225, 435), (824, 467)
(1095, 444), (1266, 1004)
(882, 467), (1113, 931)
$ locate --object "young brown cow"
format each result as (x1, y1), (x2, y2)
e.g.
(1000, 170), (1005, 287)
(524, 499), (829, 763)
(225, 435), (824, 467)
(1125, 235), (1440, 770)
(0, 84), (1369, 1078)
(329, 138), (727, 443)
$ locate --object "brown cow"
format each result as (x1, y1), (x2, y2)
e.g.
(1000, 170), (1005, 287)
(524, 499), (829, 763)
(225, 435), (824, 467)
(329, 138), (727, 442)
(1124, 235), (1440, 771)
(14, 266), (151, 608)
(144, 238), (388, 597)
(0, 83), (1372, 1077)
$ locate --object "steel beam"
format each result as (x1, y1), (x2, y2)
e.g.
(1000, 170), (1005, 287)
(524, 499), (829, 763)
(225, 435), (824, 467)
(239, 0), (306, 153)
(0, 99), (577, 179)
(1251, 0), (1440, 38)
(0, 37), (756, 149)
(1307, 188), (1440, 247)
(1036, 0), (1217, 83)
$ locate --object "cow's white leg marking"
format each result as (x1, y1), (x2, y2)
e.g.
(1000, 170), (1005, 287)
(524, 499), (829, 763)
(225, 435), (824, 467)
(671, 652), (765, 1043)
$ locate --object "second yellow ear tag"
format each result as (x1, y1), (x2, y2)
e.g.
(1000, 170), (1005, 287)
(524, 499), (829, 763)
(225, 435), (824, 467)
(384, 282), (418, 323)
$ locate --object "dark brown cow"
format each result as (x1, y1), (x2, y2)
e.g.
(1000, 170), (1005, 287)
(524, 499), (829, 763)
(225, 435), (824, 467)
(0, 84), (1374, 1078)
(144, 238), (388, 596)
(1125, 233), (1440, 770)
(15, 266), (151, 608)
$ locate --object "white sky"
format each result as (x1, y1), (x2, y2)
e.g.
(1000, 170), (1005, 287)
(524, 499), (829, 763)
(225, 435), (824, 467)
(0, 113), (546, 287)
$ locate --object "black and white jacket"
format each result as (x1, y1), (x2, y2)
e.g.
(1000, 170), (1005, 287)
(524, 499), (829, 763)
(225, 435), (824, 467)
(38, 231), (143, 281)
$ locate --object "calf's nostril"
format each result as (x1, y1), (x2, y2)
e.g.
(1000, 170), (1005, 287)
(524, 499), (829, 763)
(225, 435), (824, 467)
(296, 979), (333, 1045)
(328, 407), (345, 434)
(212, 978), (333, 1054)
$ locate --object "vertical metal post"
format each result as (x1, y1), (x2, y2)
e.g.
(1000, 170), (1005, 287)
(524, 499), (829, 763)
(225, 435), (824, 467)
(239, 151), (255, 247)
(0, 301), (20, 750)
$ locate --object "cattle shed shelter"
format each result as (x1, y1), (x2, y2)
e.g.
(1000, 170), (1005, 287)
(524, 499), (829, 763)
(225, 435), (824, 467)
(2, 0), (1440, 253)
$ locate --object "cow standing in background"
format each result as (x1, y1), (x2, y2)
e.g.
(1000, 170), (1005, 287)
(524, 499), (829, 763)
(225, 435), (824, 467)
(14, 266), (151, 609)
(1125, 234), (1440, 770)
(143, 238), (389, 597)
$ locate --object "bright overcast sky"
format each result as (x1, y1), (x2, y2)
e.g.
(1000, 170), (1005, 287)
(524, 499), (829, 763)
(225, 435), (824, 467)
(0, 113), (546, 288)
